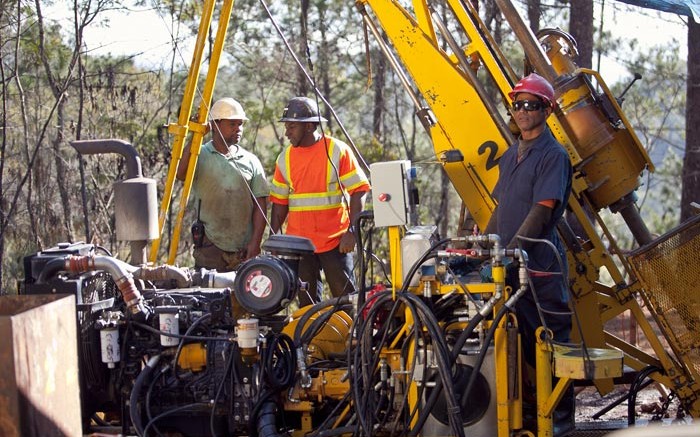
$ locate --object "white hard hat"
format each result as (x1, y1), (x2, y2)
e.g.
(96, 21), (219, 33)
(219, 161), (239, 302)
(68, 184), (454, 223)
(209, 98), (248, 121)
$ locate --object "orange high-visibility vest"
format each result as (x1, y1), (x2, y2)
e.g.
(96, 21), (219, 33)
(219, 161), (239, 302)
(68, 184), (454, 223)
(270, 136), (370, 252)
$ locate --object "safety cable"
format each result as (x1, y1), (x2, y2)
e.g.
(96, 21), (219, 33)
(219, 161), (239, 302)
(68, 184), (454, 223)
(514, 235), (591, 365)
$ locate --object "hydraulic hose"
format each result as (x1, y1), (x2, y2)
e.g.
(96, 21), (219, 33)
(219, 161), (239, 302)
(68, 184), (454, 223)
(411, 311), (485, 434)
(35, 257), (68, 284)
(256, 400), (286, 437)
(129, 355), (161, 437)
(628, 365), (663, 426)
(293, 295), (351, 345)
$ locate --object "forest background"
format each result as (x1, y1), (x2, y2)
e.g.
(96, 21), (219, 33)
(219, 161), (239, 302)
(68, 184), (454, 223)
(0, 0), (698, 293)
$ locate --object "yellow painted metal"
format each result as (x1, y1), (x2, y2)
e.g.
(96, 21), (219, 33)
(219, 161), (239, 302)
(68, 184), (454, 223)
(282, 307), (352, 359)
(150, 0), (236, 265)
(149, 0), (216, 264)
(553, 345), (623, 380)
(494, 313), (516, 437)
(445, 0), (517, 92)
(388, 226), (403, 295)
(535, 330), (554, 437)
(406, 334), (419, 431)
(358, 0), (503, 229)
(492, 264), (505, 284)
(177, 343), (208, 372)
(412, 0), (437, 41)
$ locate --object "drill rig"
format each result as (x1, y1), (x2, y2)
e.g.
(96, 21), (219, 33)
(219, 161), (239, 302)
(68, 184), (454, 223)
(16, 0), (699, 436)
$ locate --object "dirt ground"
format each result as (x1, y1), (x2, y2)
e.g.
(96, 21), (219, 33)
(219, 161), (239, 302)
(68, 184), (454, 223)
(575, 385), (681, 425)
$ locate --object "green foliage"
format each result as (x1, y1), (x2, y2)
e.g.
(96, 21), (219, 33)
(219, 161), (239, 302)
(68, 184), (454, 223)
(612, 41), (686, 234)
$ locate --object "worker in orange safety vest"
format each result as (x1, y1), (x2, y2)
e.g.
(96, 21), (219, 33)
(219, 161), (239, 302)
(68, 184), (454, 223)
(270, 96), (370, 307)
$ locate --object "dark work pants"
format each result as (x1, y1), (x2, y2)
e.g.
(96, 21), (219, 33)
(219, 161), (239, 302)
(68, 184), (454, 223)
(297, 246), (355, 307)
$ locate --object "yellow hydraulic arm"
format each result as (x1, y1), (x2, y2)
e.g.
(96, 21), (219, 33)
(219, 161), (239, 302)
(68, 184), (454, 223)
(357, 0), (514, 229)
(149, 0), (236, 265)
(359, 0), (698, 417)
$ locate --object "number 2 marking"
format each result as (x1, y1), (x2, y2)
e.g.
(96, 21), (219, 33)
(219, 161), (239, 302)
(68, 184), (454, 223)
(478, 141), (500, 170)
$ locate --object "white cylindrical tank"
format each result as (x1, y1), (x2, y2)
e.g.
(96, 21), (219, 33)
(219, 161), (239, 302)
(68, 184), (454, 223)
(401, 226), (437, 287)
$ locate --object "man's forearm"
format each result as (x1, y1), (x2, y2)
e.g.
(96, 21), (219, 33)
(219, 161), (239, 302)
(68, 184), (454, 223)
(348, 191), (367, 231)
(508, 203), (553, 249)
(270, 203), (288, 234)
(251, 197), (268, 246)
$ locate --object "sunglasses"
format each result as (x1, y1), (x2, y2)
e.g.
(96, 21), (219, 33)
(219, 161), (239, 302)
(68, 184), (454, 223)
(512, 100), (547, 112)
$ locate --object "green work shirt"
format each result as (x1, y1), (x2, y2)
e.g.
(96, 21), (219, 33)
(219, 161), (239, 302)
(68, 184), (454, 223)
(192, 141), (269, 252)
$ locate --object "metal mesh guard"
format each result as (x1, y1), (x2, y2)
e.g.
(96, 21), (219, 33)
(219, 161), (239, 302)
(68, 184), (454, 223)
(627, 214), (700, 381)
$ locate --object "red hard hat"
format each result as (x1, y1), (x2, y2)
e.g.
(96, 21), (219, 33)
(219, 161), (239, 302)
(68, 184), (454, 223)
(508, 73), (555, 106)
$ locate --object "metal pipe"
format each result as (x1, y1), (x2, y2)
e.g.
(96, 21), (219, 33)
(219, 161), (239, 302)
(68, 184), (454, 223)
(610, 194), (653, 247)
(492, 0), (558, 83)
(70, 139), (143, 179)
(357, 4), (436, 132)
(428, 4), (515, 144)
(133, 265), (192, 289)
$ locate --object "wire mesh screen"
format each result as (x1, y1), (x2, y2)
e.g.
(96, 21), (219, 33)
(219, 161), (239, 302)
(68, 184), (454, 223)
(627, 214), (700, 382)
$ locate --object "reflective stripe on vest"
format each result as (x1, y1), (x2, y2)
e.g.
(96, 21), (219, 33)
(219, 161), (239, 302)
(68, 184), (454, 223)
(276, 138), (349, 211)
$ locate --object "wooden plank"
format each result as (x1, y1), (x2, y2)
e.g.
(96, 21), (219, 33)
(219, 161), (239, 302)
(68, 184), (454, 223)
(0, 294), (82, 437)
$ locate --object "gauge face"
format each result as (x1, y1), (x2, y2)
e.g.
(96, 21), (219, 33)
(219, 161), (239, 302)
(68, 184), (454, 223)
(234, 255), (297, 316)
(245, 270), (273, 298)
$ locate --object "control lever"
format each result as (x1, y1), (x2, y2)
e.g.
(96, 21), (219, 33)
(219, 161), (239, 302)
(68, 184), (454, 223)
(617, 72), (642, 105)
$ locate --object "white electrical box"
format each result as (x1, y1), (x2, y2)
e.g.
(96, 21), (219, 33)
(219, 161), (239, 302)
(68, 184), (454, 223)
(370, 160), (411, 227)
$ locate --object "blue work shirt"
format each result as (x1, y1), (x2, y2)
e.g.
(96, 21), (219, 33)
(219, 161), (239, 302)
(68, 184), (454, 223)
(492, 127), (572, 273)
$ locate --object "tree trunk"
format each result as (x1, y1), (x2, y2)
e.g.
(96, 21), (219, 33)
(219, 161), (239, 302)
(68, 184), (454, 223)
(527, 0), (541, 33)
(53, 101), (75, 241)
(682, 20), (700, 222)
(298, 0), (310, 95)
(568, 0), (594, 69)
(317, 2), (332, 127)
(372, 51), (386, 141)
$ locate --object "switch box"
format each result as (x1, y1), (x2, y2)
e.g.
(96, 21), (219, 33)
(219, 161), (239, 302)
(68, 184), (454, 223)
(370, 160), (411, 227)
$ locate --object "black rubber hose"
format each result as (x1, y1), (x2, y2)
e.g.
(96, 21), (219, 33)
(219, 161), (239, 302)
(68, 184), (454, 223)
(263, 333), (296, 390)
(628, 365), (662, 426)
(403, 293), (464, 437)
(129, 356), (160, 437)
(256, 400), (286, 437)
(293, 295), (349, 345)
(354, 210), (374, 302)
(35, 256), (67, 284)
(349, 291), (401, 435)
(410, 311), (485, 434)
(459, 304), (509, 414)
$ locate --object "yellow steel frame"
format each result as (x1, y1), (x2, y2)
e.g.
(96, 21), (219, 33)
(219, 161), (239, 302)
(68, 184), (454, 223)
(149, 0), (236, 265)
(360, 0), (697, 428)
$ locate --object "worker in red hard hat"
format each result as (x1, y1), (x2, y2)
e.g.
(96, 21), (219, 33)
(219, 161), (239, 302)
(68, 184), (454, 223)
(270, 97), (370, 307)
(487, 73), (574, 436)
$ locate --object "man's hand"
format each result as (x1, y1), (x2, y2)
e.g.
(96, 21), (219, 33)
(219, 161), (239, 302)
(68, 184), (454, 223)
(244, 241), (261, 260)
(339, 230), (356, 254)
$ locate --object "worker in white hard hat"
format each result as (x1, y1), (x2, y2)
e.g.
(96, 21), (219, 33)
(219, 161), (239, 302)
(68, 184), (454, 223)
(177, 97), (269, 276)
